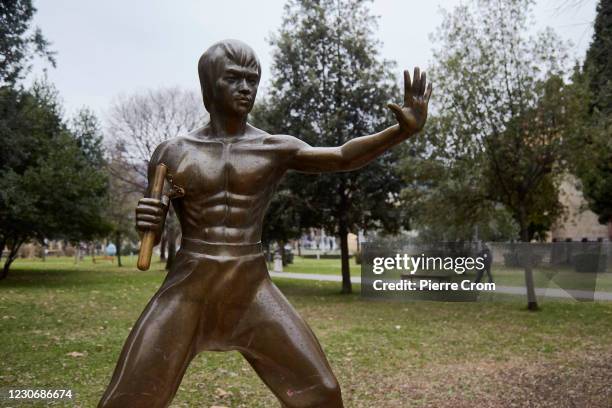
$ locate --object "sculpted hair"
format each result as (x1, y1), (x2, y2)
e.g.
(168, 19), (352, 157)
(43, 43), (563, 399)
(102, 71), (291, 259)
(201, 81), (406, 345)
(198, 39), (261, 111)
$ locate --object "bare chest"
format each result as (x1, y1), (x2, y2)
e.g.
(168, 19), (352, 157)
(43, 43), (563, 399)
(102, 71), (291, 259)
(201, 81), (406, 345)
(167, 141), (282, 197)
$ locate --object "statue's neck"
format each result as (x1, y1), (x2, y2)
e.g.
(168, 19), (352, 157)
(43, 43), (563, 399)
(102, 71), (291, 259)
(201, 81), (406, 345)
(209, 111), (248, 137)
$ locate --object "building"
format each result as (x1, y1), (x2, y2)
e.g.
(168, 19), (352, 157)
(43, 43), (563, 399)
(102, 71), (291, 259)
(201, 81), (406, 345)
(550, 175), (611, 241)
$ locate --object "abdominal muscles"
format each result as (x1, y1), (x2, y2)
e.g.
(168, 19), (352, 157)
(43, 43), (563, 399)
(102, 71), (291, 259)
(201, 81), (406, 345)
(175, 189), (272, 244)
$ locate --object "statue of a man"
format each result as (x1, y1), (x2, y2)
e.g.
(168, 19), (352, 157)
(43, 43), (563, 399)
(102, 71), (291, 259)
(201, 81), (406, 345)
(99, 39), (431, 408)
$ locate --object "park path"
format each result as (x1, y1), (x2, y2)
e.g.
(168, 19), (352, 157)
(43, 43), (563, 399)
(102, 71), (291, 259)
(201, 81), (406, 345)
(269, 271), (612, 301)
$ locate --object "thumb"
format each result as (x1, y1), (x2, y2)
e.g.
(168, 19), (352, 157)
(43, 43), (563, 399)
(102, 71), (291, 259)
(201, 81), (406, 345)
(387, 103), (403, 116)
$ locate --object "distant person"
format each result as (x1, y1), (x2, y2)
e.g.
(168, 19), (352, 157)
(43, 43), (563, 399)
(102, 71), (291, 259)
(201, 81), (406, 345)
(474, 242), (494, 283)
(105, 243), (116, 262)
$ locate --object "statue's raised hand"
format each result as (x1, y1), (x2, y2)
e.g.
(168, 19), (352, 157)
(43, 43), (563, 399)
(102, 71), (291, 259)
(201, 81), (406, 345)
(388, 67), (432, 134)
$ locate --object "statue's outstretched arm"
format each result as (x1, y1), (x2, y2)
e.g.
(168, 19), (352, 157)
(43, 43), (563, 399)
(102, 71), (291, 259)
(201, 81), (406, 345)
(288, 68), (432, 173)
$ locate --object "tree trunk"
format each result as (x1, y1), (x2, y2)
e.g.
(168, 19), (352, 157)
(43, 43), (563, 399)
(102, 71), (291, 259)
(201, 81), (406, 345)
(1, 259), (10, 280)
(0, 238), (5, 265)
(339, 221), (352, 294)
(297, 241), (301, 257)
(519, 215), (538, 311)
(279, 241), (287, 266)
(1, 238), (23, 280)
(266, 242), (272, 264)
(166, 227), (176, 271)
(115, 231), (123, 267)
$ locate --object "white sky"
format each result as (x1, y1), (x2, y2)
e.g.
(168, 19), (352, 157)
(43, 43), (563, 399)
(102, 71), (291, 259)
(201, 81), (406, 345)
(30, 0), (597, 119)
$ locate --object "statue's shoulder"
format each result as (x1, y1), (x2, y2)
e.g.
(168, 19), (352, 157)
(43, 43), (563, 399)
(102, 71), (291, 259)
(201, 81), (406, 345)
(149, 134), (198, 168)
(153, 136), (189, 156)
(255, 129), (309, 151)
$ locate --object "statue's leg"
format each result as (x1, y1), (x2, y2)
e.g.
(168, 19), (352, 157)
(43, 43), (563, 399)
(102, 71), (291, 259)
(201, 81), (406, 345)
(233, 277), (344, 408)
(98, 253), (204, 408)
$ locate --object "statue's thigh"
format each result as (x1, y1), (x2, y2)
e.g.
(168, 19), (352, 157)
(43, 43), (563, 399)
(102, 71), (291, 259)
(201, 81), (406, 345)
(99, 254), (204, 408)
(236, 280), (343, 408)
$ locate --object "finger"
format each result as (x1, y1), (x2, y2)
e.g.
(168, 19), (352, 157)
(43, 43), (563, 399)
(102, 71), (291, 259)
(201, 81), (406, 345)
(425, 83), (433, 104)
(139, 198), (165, 207)
(403, 70), (411, 105)
(137, 214), (161, 223)
(412, 67), (421, 95)
(387, 103), (403, 117)
(136, 221), (159, 231)
(388, 103), (412, 129)
(136, 205), (164, 216)
(136, 204), (163, 215)
(420, 71), (427, 97)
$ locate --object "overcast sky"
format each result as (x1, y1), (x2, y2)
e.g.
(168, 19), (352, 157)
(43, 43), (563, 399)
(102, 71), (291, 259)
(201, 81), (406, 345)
(30, 0), (597, 120)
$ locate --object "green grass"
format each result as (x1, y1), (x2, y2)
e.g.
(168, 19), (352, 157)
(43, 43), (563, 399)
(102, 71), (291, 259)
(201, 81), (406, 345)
(283, 256), (360, 275)
(1, 256), (612, 407)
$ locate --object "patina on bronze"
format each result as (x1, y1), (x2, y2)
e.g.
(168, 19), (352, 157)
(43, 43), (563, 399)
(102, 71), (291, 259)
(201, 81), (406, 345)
(98, 39), (431, 408)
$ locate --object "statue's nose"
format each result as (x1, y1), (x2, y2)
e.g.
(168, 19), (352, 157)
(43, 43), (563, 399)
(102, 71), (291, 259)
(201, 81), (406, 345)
(238, 79), (251, 94)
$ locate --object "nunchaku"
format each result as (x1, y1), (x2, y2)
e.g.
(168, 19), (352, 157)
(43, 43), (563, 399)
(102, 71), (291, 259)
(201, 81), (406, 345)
(137, 163), (184, 271)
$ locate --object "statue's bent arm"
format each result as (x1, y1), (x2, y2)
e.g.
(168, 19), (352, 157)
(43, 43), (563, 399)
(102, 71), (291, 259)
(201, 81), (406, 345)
(134, 142), (169, 245)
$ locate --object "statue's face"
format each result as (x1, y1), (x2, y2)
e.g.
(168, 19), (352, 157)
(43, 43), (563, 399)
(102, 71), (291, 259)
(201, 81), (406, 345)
(214, 58), (260, 116)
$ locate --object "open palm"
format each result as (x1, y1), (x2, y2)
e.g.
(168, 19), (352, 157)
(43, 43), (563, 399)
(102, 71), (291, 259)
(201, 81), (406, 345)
(388, 67), (432, 134)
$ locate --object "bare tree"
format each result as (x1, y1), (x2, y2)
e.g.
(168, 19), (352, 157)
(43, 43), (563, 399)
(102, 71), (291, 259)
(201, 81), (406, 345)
(106, 86), (208, 269)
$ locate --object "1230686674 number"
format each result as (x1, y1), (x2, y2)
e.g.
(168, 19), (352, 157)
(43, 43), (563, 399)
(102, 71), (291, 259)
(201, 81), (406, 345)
(4, 389), (74, 400)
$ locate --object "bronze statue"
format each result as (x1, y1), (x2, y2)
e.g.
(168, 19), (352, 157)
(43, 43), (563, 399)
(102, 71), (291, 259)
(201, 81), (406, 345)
(99, 39), (431, 408)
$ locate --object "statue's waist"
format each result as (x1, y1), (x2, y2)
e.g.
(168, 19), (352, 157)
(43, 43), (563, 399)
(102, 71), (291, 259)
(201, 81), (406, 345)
(180, 237), (263, 257)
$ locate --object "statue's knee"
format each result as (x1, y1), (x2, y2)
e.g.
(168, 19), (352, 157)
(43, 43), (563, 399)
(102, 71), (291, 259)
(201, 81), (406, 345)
(307, 377), (343, 408)
(99, 392), (170, 408)
(320, 379), (343, 407)
(284, 375), (342, 408)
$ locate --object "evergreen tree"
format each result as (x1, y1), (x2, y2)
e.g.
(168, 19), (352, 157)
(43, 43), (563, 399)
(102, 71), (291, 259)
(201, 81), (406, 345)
(574, 0), (612, 226)
(0, 0), (55, 85)
(584, 0), (612, 115)
(255, 0), (406, 293)
(0, 82), (110, 278)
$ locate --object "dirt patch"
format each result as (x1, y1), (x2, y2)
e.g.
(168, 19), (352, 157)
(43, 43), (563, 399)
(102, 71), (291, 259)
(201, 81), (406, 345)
(343, 351), (612, 407)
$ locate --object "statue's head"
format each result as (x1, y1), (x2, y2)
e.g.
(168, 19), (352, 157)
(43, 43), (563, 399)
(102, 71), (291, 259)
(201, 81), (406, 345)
(198, 39), (261, 116)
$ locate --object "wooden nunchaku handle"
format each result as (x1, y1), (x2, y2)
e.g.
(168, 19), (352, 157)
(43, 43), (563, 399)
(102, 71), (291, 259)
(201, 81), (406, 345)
(137, 163), (167, 271)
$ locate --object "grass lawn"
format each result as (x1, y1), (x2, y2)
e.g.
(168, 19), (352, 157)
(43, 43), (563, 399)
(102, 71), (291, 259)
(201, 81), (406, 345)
(1, 256), (611, 407)
(283, 256), (360, 276)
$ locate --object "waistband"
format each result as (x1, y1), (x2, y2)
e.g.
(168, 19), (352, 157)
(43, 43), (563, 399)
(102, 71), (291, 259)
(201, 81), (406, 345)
(180, 238), (263, 257)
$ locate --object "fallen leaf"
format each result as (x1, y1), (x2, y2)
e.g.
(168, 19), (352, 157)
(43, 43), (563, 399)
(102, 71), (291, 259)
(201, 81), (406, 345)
(215, 387), (232, 397)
